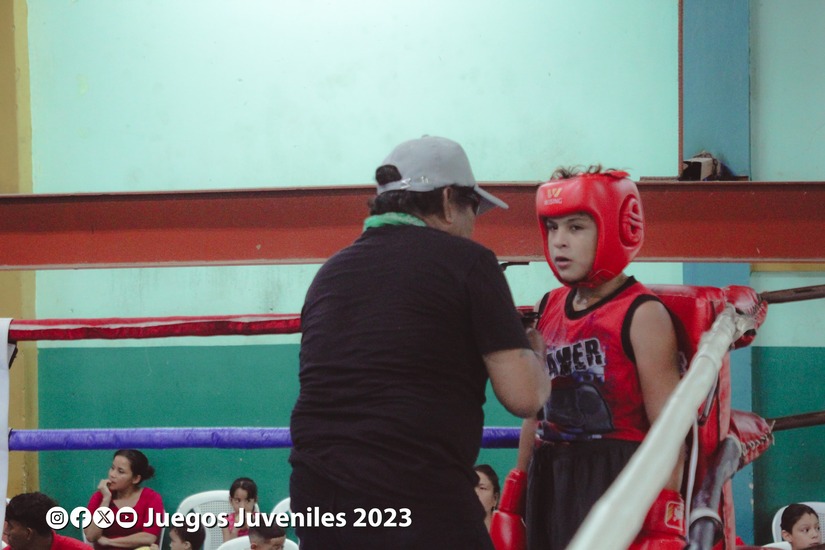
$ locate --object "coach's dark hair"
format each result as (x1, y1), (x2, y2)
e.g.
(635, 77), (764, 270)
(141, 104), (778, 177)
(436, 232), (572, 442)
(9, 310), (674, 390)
(114, 449), (155, 483)
(370, 164), (479, 216)
(6, 492), (58, 536)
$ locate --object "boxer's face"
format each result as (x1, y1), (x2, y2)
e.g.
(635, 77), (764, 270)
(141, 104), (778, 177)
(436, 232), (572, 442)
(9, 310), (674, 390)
(783, 512), (821, 549)
(544, 212), (597, 283)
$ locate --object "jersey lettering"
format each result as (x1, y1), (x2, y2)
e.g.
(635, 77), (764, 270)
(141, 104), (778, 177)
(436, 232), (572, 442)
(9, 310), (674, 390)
(545, 337), (604, 378)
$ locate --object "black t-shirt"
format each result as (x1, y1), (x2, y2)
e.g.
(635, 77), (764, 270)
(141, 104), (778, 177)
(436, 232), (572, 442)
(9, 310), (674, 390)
(290, 224), (529, 511)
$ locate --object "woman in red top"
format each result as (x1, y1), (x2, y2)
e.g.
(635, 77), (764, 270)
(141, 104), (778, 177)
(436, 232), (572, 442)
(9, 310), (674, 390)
(84, 449), (164, 550)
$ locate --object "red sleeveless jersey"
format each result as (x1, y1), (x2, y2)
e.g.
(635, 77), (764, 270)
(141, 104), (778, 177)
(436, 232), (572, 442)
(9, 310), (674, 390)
(536, 277), (659, 443)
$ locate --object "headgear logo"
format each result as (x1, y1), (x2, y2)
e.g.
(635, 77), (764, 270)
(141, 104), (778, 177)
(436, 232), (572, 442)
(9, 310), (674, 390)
(543, 187), (563, 206)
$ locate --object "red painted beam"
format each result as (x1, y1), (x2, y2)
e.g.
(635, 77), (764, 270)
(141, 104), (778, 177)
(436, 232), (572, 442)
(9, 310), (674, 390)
(0, 181), (822, 270)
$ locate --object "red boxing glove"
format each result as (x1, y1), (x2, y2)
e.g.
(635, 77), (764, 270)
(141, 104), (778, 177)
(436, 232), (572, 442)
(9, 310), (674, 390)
(723, 285), (768, 348)
(490, 469), (528, 550)
(628, 489), (686, 550)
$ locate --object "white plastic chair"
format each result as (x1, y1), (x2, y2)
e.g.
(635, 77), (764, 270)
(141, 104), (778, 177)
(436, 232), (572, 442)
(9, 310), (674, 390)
(771, 501), (825, 543)
(176, 490), (234, 550)
(270, 498), (298, 549)
(176, 490), (262, 550)
(215, 535), (249, 550)
(271, 497), (291, 516)
(216, 534), (296, 550)
(761, 542), (791, 549)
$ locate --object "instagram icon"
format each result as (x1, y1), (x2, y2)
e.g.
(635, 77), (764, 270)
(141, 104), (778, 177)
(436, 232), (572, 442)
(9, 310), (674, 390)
(46, 506), (69, 530)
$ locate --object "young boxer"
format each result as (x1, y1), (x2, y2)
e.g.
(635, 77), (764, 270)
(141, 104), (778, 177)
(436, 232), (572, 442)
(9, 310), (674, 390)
(492, 167), (685, 550)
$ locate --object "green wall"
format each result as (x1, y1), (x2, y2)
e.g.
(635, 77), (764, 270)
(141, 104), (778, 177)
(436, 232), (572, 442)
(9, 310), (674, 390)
(752, 347), (825, 544)
(749, 272), (825, 544)
(39, 344), (299, 541)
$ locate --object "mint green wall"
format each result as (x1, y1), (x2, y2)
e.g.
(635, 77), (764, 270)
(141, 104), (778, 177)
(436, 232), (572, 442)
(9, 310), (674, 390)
(751, 0), (825, 181)
(28, 0), (677, 194)
(749, 1), (825, 544)
(29, 0), (679, 339)
(28, 0), (679, 330)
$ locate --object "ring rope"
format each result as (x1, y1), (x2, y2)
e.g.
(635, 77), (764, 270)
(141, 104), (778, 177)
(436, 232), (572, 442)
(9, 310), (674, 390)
(7, 313), (302, 341)
(7, 426), (520, 451)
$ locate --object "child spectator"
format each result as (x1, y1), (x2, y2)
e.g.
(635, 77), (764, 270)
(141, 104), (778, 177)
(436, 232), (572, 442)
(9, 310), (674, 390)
(221, 477), (258, 542)
(474, 464), (500, 533)
(247, 525), (286, 550)
(781, 504), (822, 550)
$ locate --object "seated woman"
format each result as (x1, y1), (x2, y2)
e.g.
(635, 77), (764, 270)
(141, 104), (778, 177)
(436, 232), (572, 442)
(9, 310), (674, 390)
(84, 449), (164, 550)
(474, 464), (500, 533)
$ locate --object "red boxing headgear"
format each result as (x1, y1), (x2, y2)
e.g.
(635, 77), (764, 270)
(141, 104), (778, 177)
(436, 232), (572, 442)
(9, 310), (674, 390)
(536, 170), (644, 287)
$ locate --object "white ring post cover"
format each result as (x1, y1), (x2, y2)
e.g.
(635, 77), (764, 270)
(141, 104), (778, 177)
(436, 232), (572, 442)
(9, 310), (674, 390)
(1, 318), (16, 530)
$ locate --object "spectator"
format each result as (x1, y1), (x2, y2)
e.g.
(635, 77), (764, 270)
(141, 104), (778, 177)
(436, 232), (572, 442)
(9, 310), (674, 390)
(83, 449), (163, 550)
(4, 492), (91, 550)
(221, 477), (258, 542)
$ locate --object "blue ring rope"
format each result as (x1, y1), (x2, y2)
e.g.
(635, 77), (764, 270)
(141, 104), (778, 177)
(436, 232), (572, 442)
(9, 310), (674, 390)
(8, 426), (520, 451)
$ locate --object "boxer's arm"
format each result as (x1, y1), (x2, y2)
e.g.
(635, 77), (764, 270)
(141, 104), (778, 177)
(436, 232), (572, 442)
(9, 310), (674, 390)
(631, 299), (685, 491)
(485, 346), (550, 418)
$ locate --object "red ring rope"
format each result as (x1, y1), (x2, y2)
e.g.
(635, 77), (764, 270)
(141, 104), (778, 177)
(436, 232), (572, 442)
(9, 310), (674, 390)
(7, 314), (301, 341)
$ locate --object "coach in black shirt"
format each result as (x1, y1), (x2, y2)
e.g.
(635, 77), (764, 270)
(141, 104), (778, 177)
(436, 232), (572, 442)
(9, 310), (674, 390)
(290, 135), (551, 550)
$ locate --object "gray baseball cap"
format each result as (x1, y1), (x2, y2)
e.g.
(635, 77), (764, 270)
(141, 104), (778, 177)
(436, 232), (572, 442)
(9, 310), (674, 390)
(378, 135), (508, 214)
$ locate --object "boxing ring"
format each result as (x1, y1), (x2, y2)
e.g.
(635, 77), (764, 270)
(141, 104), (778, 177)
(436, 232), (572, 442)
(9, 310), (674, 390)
(2, 183), (825, 549)
(1, 285), (812, 550)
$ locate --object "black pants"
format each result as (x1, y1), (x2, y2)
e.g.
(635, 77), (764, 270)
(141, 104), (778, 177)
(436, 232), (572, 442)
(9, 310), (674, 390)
(290, 463), (494, 550)
(526, 439), (639, 550)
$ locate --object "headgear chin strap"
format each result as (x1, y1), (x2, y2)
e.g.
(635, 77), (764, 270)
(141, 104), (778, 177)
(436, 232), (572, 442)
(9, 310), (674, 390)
(535, 171), (644, 288)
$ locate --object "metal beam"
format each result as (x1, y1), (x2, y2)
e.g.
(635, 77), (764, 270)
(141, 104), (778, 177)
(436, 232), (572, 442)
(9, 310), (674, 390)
(0, 181), (822, 270)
